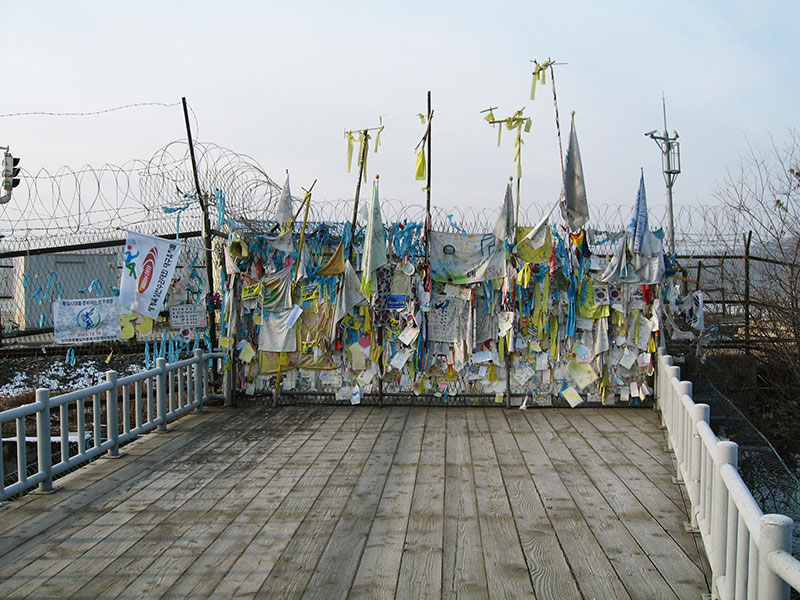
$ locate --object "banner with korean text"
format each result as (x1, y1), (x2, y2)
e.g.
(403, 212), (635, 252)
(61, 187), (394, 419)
(119, 231), (181, 319)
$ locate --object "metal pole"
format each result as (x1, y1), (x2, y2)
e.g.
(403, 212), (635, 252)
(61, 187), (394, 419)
(425, 92), (432, 263)
(35, 388), (53, 493)
(663, 98), (677, 255)
(744, 231), (752, 355)
(181, 98), (219, 360)
(424, 93), (432, 371)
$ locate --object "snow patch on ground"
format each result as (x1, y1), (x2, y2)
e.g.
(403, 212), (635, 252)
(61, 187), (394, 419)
(0, 359), (145, 398)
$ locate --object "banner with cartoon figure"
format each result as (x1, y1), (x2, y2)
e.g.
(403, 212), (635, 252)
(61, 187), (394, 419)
(119, 231), (181, 319)
(53, 298), (121, 344)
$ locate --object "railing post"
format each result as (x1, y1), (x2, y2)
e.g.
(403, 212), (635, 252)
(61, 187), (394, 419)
(224, 358), (233, 407)
(105, 371), (120, 456)
(711, 440), (738, 593)
(156, 357), (167, 432)
(676, 380), (692, 476)
(35, 388), (53, 493)
(193, 349), (204, 413)
(757, 514), (792, 600)
(688, 403), (709, 527)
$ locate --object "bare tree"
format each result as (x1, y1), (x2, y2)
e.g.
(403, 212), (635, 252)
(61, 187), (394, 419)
(710, 129), (800, 464)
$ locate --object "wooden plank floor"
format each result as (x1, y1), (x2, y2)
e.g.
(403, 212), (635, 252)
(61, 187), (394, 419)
(0, 406), (710, 599)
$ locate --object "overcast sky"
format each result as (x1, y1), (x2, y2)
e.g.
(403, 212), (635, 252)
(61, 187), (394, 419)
(2, 0), (798, 227)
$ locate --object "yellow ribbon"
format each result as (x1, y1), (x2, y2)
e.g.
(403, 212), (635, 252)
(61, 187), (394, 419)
(530, 59), (552, 101)
(415, 148), (426, 181)
(346, 132), (355, 172)
(516, 262), (532, 288)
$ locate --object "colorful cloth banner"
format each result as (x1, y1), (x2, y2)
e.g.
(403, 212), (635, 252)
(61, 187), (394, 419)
(53, 297), (120, 345)
(119, 231), (181, 319)
(430, 231), (505, 284)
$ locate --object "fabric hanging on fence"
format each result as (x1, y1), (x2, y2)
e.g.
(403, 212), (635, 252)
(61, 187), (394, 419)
(119, 230), (181, 319)
(317, 242), (345, 275)
(515, 223), (552, 264)
(261, 229), (295, 253)
(632, 228), (666, 284)
(331, 260), (367, 341)
(258, 308), (298, 352)
(428, 288), (473, 346)
(258, 266), (295, 312)
(361, 178), (388, 298)
(430, 231), (505, 284)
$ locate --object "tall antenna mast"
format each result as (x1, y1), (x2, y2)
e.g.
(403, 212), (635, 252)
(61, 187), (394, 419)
(646, 95), (681, 254)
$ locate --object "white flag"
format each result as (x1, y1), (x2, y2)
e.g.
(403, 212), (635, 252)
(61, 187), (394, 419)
(492, 182), (515, 242)
(273, 173), (293, 226)
(360, 177), (387, 297)
(119, 231), (181, 319)
(560, 114), (589, 231)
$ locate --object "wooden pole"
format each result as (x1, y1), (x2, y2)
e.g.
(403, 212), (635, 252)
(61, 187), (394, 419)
(182, 97), (219, 380)
(348, 130), (369, 262)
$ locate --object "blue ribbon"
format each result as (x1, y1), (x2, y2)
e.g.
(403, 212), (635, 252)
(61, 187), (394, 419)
(566, 274), (577, 338)
(447, 214), (467, 235)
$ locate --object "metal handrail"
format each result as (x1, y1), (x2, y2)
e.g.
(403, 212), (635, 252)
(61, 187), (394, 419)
(0, 349), (230, 501)
(657, 350), (800, 599)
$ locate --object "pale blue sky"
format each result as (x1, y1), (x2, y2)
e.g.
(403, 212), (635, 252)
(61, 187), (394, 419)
(2, 0), (798, 225)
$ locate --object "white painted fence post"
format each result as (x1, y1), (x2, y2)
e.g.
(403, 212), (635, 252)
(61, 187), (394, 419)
(688, 403), (709, 527)
(757, 514), (792, 600)
(105, 371), (120, 456)
(711, 441), (737, 595)
(35, 388), (53, 493)
(193, 349), (204, 413)
(156, 357), (167, 432)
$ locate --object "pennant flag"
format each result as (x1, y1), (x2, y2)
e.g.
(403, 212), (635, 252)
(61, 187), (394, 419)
(629, 170), (648, 254)
(360, 177), (387, 297)
(273, 173), (293, 226)
(492, 182), (515, 242)
(318, 242), (345, 276)
(119, 231), (181, 319)
(561, 114), (589, 231)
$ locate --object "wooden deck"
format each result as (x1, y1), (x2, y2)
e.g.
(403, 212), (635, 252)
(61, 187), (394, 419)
(0, 406), (710, 599)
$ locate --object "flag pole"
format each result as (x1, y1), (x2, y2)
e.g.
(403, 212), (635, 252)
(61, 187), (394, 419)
(348, 130), (369, 262)
(424, 91), (432, 372)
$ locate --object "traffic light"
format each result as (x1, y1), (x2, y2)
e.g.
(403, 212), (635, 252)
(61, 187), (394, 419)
(0, 151), (20, 204)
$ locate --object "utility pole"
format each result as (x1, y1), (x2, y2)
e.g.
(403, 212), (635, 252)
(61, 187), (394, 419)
(646, 97), (681, 254)
(181, 97), (219, 359)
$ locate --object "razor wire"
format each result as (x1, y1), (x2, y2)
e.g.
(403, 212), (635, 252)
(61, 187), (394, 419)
(0, 137), (747, 256)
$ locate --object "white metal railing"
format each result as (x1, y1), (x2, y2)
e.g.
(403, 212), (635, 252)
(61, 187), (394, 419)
(0, 349), (229, 501)
(657, 350), (800, 600)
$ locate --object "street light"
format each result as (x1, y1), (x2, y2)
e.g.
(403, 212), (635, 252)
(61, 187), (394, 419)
(646, 99), (680, 254)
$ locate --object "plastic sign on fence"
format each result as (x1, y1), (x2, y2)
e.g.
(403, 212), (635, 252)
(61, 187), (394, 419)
(53, 298), (121, 344)
(168, 304), (207, 329)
